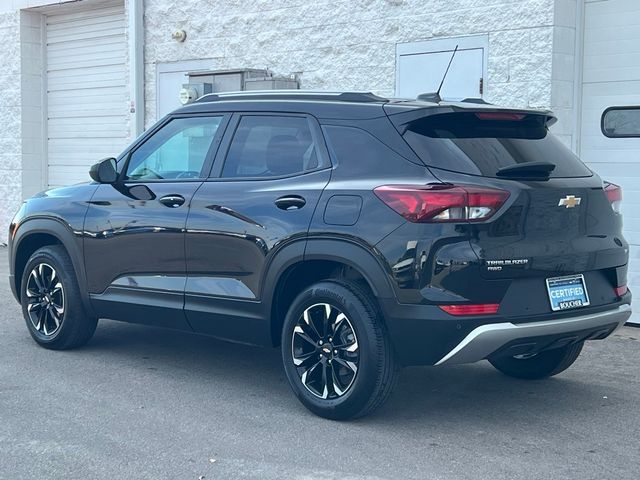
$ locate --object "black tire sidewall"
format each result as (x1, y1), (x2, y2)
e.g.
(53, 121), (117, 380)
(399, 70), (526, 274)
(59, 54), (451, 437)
(20, 246), (87, 348)
(281, 281), (384, 419)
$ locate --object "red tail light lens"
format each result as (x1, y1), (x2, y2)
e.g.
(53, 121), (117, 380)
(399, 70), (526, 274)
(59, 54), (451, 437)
(374, 184), (509, 223)
(604, 182), (622, 213)
(614, 285), (628, 297)
(439, 304), (500, 316)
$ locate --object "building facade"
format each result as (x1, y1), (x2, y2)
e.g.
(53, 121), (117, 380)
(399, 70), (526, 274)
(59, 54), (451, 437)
(1, 0), (638, 317)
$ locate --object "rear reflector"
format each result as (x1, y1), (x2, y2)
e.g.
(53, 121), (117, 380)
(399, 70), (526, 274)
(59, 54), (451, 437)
(604, 182), (622, 213)
(374, 184), (509, 223)
(475, 112), (526, 121)
(614, 285), (628, 297)
(439, 304), (500, 316)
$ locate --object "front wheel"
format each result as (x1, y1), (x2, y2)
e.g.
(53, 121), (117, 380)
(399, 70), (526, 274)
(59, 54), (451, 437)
(20, 245), (97, 350)
(281, 280), (399, 420)
(489, 342), (584, 380)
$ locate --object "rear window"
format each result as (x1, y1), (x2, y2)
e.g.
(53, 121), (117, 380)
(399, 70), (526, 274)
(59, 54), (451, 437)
(402, 112), (592, 178)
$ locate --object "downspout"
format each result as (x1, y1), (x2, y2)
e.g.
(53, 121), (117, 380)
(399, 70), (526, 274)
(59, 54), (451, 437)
(128, 0), (144, 137)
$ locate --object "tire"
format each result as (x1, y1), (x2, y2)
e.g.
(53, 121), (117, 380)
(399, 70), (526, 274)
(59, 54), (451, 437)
(489, 342), (584, 380)
(281, 280), (399, 420)
(20, 245), (97, 350)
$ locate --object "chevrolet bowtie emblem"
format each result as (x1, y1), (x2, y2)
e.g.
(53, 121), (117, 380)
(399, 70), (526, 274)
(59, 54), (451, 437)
(558, 195), (581, 208)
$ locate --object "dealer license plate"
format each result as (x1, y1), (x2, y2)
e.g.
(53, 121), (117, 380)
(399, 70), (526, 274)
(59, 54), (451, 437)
(546, 274), (590, 312)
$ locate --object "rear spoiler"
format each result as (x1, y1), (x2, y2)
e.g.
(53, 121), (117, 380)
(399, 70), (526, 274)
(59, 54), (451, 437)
(383, 104), (557, 133)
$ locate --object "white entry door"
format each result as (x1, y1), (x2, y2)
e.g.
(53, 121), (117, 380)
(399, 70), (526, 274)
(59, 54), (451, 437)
(396, 36), (487, 101)
(156, 59), (214, 119)
(579, 0), (640, 323)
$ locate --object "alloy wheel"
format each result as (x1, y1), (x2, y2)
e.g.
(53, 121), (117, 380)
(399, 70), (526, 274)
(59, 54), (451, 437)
(291, 303), (359, 399)
(25, 263), (65, 337)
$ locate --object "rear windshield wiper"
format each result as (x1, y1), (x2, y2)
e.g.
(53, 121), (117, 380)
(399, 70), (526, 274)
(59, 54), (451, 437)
(496, 161), (556, 179)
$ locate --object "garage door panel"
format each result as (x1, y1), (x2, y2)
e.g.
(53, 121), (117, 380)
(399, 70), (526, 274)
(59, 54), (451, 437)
(47, 20), (124, 40)
(47, 87), (125, 102)
(46, 2), (127, 188)
(581, 139), (640, 159)
(49, 79), (126, 92)
(46, 3), (123, 24)
(48, 152), (123, 167)
(49, 115), (127, 127)
(48, 40), (123, 60)
(47, 28), (125, 46)
(48, 138), (127, 150)
(48, 167), (97, 188)
(583, 37), (640, 58)
(48, 125), (128, 138)
(47, 19), (124, 43)
(47, 66), (126, 86)
(47, 12), (124, 30)
(47, 37), (124, 56)
(49, 105), (129, 119)
(581, 0), (640, 323)
(48, 52), (126, 71)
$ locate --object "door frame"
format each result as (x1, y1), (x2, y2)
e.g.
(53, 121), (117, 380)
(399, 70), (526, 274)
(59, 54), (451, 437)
(395, 34), (489, 98)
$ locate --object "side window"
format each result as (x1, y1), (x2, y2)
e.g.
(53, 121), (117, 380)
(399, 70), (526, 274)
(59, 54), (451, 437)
(221, 115), (320, 178)
(322, 125), (409, 176)
(602, 107), (640, 138)
(126, 116), (223, 180)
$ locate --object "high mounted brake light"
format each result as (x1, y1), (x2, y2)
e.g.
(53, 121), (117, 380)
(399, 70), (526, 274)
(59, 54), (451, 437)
(373, 184), (509, 223)
(475, 112), (526, 121)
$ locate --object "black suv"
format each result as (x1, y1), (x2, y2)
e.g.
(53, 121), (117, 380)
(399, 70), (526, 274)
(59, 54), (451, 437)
(9, 91), (632, 419)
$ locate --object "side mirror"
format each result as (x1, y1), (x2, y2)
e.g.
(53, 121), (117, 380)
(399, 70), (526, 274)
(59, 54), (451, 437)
(89, 158), (118, 184)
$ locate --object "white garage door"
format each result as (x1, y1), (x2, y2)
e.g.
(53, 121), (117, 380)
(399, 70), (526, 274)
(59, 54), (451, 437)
(580, 0), (640, 323)
(46, 1), (128, 187)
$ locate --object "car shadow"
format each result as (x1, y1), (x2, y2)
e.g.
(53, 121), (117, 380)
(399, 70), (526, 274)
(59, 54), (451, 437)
(78, 319), (609, 428)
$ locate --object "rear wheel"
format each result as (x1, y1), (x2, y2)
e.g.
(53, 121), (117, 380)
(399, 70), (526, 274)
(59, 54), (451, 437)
(281, 280), (398, 420)
(20, 245), (97, 350)
(489, 342), (584, 380)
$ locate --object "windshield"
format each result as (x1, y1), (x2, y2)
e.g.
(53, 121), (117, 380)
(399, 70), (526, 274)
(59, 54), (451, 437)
(402, 112), (593, 178)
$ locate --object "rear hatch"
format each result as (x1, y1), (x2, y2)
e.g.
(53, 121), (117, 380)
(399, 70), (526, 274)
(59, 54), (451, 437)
(386, 105), (629, 317)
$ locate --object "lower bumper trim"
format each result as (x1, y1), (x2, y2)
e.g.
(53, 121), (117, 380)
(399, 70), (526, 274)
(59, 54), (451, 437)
(435, 304), (632, 366)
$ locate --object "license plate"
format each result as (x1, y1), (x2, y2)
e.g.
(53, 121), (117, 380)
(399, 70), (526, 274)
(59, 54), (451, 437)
(546, 274), (590, 311)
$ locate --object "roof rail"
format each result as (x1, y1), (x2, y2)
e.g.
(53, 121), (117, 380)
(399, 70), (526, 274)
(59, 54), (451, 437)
(194, 90), (388, 104)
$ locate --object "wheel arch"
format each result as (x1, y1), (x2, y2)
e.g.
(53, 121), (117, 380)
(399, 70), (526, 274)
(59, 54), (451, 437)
(264, 237), (396, 346)
(11, 217), (94, 316)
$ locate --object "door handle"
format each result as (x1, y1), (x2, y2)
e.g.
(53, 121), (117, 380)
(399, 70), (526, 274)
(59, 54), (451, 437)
(275, 195), (306, 210)
(158, 195), (186, 208)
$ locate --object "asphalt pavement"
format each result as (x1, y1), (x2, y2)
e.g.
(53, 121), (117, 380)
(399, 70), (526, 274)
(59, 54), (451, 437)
(1, 249), (639, 479)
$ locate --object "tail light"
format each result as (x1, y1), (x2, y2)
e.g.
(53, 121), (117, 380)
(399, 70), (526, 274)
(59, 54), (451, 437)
(614, 285), (628, 297)
(374, 184), (509, 223)
(439, 304), (500, 315)
(604, 182), (622, 213)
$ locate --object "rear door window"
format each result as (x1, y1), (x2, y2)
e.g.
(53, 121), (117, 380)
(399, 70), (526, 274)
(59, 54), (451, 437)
(221, 115), (321, 178)
(402, 112), (592, 178)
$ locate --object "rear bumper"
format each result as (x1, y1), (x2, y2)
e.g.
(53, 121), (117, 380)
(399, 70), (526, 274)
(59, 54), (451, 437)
(436, 304), (631, 365)
(380, 295), (632, 366)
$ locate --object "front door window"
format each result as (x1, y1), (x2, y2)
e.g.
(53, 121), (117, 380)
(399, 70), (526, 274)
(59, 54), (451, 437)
(126, 116), (224, 181)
